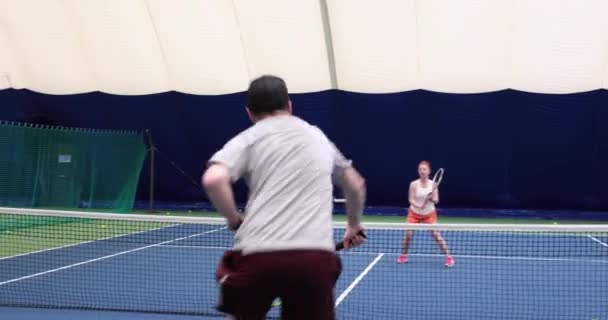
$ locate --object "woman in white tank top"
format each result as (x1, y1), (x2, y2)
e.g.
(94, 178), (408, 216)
(396, 161), (454, 267)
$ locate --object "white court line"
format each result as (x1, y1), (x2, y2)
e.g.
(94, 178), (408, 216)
(0, 224), (179, 261)
(335, 253), (384, 307)
(0, 226), (226, 286)
(588, 235), (608, 248)
(159, 244), (228, 249)
(342, 251), (608, 264)
(157, 245), (608, 264)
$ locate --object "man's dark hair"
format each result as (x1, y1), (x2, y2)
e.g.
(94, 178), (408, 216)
(247, 75), (289, 116)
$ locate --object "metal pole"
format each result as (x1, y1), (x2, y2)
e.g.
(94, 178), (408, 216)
(145, 129), (156, 211)
(319, 0), (339, 89)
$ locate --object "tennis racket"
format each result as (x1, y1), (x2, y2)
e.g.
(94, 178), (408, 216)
(431, 168), (444, 191)
(421, 168), (444, 207)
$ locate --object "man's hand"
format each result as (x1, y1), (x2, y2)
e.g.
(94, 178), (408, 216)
(227, 215), (243, 231)
(343, 224), (366, 249)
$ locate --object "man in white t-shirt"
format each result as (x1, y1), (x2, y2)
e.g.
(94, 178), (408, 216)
(202, 75), (366, 320)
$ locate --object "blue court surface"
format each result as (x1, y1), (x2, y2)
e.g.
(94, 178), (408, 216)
(0, 224), (606, 320)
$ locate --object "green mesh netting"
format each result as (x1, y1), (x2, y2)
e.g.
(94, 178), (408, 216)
(0, 122), (147, 213)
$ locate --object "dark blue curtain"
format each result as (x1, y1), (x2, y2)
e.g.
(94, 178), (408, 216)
(1, 88), (606, 211)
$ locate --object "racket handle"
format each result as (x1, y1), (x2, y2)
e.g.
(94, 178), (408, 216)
(336, 230), (367, 251)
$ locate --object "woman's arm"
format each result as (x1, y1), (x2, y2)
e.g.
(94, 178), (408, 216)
(408, 182), (421, 209)
(431, 187), (439, 205)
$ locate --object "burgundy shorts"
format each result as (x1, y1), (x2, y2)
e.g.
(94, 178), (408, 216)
(216, 249), (342, 320)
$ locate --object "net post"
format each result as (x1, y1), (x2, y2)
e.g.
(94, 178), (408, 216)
(145, 129), (156, 211)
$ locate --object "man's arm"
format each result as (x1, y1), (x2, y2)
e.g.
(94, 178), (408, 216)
(337, 167), (365, 226)
(202, 163), (243, 230)
(204, 134), (248, 229)
(335, 167), (366, 248)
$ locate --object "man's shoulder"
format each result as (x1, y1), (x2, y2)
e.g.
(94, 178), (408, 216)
(259, 115), (326, 137)
(219, 126), (255, 151)
(238, 115), (331, 149)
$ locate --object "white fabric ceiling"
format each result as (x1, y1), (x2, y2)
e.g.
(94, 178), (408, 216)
(0, 0), (606, 94)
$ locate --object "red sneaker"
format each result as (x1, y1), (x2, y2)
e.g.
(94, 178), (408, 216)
(445, 255), (455, 267)
(397, 254), (408, 264)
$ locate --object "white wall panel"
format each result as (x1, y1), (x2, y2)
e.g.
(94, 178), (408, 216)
(67, 0), (169, 94)
(0, 0), (96, 93)
(328, 0), (419, 93)
(417, 0), (509, 93)
(146, 0), (248, 94)
(233, 0), (332, 93)
(0, 0), (607, 94)
(0, 27), (14, 90)
(510, 0), (608, 93)
(604, 62), (608, 89)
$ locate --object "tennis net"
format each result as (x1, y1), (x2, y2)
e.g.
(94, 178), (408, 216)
(0, 207), (606, 319)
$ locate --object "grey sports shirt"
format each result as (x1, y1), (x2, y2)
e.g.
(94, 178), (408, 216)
(209, 115), (351, 254)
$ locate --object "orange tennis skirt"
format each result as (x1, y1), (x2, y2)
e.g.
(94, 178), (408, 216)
(407, 209), (437, 224)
